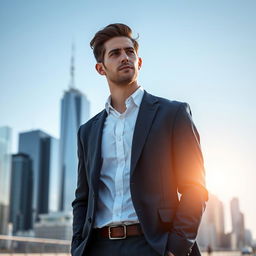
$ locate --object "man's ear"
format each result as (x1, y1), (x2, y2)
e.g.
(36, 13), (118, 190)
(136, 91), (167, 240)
(138, 57), (142, 70)
(95, 63), (106, 75)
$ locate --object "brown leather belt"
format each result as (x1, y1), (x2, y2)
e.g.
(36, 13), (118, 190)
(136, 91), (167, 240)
(95, 224), (143, 240)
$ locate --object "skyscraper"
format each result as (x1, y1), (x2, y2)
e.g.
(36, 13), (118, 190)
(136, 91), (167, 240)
(18, 130), (59, 223)
(9, 153), (33, 234)
(59, 45), (90, 211)
(230, 197), (245, 249)
(0, 126), (12, 235)
(197, 193), (225, 249)
(48, 137), (60, 213)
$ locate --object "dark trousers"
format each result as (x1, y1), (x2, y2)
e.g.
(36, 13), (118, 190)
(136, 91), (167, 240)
(86, 232), (161, 256)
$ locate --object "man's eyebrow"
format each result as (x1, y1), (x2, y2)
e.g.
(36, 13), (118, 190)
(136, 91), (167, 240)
(125, 47), (135, 50)
(108, 48), (121, 55)
(108, 47), (135, 55)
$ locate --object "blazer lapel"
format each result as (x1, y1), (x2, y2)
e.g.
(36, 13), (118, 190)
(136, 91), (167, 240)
(130, 91), (159, 177)
(89, 110), (107, 192)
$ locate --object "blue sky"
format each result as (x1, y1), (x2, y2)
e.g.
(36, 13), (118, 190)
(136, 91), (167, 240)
(1, 0), (256, 238)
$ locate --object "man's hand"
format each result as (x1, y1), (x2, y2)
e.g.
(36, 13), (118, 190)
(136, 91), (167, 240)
(166, 251), (175, 256)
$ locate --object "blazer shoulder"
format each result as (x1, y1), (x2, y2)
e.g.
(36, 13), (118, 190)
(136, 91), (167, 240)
(79, 109), (105, 134)
(150, 93), (191, 115)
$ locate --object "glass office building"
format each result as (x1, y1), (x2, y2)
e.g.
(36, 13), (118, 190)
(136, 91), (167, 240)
(18, 130), (59, 223)
(59, 88), (90, 211)
(9, 153), (33, 234)
(48, 137), (59, 212)
(0, 126), (12, 235)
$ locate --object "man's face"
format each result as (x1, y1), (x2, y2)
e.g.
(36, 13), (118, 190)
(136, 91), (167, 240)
(96, 36), (142, 86)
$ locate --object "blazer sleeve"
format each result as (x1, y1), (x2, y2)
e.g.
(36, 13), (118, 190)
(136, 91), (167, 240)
(167, 103), (208, 256)
(71, 126), (89, 254)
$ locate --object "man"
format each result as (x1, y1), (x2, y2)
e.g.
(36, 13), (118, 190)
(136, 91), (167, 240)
(71, 23), (208, 256)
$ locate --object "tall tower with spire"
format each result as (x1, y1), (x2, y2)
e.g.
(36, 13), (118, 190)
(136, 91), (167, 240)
(59, 44), (90, 211)
(69, 43), (75, 89)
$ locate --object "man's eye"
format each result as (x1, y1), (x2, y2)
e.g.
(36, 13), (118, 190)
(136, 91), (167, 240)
(110, 52), (119, 57)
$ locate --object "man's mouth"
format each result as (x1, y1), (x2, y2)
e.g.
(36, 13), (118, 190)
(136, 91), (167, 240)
(118, 65), (133, 71)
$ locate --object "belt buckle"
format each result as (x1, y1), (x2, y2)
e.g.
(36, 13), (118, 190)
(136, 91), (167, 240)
(108, 224), (127, 240)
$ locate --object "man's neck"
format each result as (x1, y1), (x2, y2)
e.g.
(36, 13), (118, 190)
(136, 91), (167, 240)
(108, 81), (140, 114)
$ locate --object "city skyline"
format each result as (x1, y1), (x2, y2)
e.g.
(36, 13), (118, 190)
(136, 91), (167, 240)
(197, 193), (253, 249)
(3, 122), (254, 247)
(1, 0), (256, 238)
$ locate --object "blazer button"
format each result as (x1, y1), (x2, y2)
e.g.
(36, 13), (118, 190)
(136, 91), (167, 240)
(88, 217), (92, 223)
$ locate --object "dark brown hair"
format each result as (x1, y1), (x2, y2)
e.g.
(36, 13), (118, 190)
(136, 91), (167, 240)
(90, 23), (139, 63)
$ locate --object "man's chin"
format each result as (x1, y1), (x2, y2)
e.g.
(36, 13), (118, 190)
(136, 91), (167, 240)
(115, 75), (136, 86)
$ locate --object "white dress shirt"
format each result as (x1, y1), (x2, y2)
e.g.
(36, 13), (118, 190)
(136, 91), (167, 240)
(94, 86), (144, 228)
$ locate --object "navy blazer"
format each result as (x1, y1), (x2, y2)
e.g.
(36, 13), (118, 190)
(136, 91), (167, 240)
(71, 91), (208, 256)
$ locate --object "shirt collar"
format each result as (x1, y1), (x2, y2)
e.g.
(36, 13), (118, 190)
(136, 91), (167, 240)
(105, 96), (112, 114)
(105, 86), (144, 114)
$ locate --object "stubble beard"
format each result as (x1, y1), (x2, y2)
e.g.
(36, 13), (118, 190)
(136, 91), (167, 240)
(111, 69), (138, 86)
(103, 61), (138, 87)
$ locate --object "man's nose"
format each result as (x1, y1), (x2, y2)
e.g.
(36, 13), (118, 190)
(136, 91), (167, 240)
(120, 51), (129, 62)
